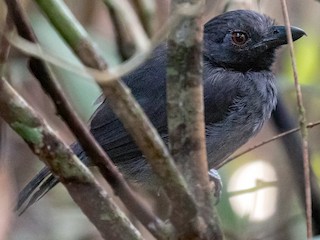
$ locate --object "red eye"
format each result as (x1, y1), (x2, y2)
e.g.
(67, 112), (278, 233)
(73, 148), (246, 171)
(231, 31), (248, 46)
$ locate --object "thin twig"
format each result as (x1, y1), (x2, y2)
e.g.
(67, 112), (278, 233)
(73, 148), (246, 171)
(280, 0), (312, 238)
(228, 180), (277, 197)
(217, 120), (320, 168)
(273, 98), (320, 234)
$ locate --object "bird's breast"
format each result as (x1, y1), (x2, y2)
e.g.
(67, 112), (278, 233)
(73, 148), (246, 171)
(205, 70), (277, 167)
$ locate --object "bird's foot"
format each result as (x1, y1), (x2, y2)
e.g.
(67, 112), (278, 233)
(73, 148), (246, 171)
(208, 168), (222, 204)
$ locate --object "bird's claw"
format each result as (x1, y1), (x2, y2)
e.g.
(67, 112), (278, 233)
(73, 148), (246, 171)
(208, 168), (222, 205)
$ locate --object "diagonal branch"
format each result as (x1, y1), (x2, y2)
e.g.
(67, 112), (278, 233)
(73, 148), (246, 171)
(0, 76), (143, 240)
(101, 0), (150, 53)
(33, 0), (201, 235)
(0, 15), (13, 76)
(131, 0), (155, 37)
(217, 120), (320, 168)
(5, 0), (169, 238)
(108, 6), (135, 60)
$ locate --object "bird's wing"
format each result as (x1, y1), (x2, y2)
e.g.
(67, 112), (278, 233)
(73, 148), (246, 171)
(203, 62), (243, 126)
(89, 46), (243, 164)
(88, 45), (168, 164)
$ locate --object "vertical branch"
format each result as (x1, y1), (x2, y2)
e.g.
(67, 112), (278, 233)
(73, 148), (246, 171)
(103, 0), (150, 60)
(167, 0), (223, 239)
(280, 0), (312, 239)
(272, 98), (320, 234)
(167, 0), (206, 193)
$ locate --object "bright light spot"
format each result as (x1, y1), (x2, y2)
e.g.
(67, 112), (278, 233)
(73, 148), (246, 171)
(228, 160), (278, 221)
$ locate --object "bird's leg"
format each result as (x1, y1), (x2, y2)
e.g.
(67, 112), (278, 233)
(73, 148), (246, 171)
(208, 169), (223, 204)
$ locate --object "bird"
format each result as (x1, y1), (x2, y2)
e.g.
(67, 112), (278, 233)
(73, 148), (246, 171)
(16, 9), (305, 213)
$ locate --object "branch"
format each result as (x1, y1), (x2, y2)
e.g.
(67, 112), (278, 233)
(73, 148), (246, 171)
(108, 6), (135, 60)
(131, 0), (156, 36)
(228, 180), (277, 197)
(167, 0), (222, 239)
(33, 0), (201, 236)
(5, 0), (169, 238)
(280, 1), (312, 238)
(272, 97), (320, 234)
(0, 16), (13, 240)
(0, 77), (142, 240)
(0, 15), (13, 76)
(35, 0), (106, 69)
(217, 120), (320, 168)
(30, 59), (171, 238)
(101, 0), (150, 53)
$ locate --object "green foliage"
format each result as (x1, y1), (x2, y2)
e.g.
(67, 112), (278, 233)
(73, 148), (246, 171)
(283, 30), (320, 85)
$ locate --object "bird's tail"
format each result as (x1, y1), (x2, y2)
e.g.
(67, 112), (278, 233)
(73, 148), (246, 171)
(16, 166), (59, 215)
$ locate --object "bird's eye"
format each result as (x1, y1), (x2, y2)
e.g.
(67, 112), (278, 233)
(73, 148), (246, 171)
(231, 31), (248, 46)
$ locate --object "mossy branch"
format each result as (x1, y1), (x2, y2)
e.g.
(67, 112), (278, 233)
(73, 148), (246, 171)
(5, 0), (170, 238)
(0, 77), (143, 240)
(166, 0), (223, 239)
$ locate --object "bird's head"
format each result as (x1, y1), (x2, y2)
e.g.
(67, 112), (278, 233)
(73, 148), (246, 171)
(203, 10), (305, 72)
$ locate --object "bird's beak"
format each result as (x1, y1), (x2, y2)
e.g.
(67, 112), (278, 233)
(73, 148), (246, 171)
(253, 26), (306, 50)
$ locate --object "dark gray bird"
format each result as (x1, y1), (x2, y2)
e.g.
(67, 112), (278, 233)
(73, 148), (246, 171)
(17, 10), (305, 213)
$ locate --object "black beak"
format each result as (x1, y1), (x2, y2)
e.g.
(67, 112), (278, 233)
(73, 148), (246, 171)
(253, 26), (306, 50)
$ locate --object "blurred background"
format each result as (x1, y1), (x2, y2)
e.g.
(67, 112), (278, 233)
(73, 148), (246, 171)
(0, 0), (320, 239)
